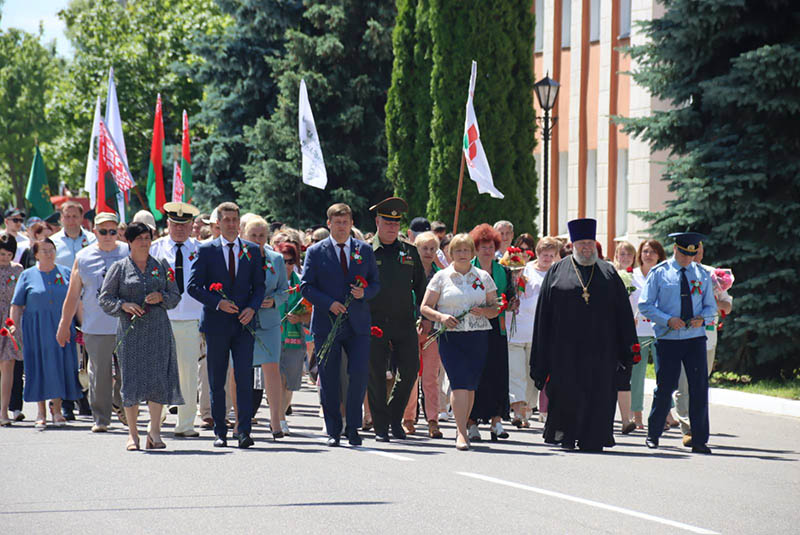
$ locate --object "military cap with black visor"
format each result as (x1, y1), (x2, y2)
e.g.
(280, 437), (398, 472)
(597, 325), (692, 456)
(669, 232), (705, 256)
(366, 197), (428, 441)
(163, 201), (200, 224)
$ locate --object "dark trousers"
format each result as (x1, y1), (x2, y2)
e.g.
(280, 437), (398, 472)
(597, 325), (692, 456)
(10, 360), (23, 412)
(206, 326), (255, 439)
(648, 337), (709, 445)
(367, 322), (419, 434)
(317, 322), (370, 438)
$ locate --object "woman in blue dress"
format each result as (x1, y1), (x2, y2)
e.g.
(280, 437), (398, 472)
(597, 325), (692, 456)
(242, 217), (288, 439)
(10, 238), (81, 429)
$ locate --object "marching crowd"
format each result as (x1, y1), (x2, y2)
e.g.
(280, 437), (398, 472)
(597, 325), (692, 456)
(0, 197), (732, 453)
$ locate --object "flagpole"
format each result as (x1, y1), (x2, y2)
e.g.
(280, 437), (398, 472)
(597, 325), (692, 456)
(131, 185), (147, 209)
(452, 151), (466, 234)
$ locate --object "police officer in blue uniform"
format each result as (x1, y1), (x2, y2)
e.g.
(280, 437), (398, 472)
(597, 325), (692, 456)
(638, 232), (717, 454)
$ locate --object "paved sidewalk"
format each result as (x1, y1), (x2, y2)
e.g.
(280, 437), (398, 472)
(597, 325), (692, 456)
(644, 378), (800, 418)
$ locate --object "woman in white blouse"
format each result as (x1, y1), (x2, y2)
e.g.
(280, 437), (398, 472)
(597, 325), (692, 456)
(420, 234), (500, 451)
(631, 239), (667, 429)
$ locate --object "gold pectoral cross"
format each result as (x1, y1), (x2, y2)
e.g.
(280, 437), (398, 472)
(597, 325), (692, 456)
(582, 289), (590, 304)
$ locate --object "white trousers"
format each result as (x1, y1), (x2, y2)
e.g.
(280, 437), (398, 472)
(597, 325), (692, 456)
(508, 341), (538, 406)
(171, 320), (202, 433)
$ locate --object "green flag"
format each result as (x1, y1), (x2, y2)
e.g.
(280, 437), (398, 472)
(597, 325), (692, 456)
(25, 146), (54, 218)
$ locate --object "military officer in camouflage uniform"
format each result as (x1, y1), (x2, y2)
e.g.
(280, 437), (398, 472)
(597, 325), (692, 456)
(367, 198), (427, 442)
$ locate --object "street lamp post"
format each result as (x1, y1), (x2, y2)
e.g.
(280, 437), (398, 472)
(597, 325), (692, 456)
(534, 73), (560, 237)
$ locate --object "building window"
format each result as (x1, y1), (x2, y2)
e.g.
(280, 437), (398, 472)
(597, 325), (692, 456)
(620, 0), (631, 38)
(616, 149), (629, 236)
(561, 0), (571, 49)
(558, 152), (569, 234)
(586, 150), (597, 217)
(535, 0), (544, 53)
(590, 0), (601, 42)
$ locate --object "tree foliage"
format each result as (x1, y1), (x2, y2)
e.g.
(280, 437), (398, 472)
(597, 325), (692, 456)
(385, 0), (432, 218)
(422, 0), (538, 233)
(0, 27), (63, 208)
(48, 0), (227, 208)
(186, 0), (302, 210)
(618, 0), (800, 378)
(238, 0), (395, 229)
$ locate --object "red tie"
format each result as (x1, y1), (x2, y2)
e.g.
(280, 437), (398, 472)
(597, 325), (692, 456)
(228, 243), (236, 283)
(338, 243), (348, 276)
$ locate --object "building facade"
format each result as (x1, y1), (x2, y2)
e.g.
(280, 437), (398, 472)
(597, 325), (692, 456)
(533, 0), (672, 253)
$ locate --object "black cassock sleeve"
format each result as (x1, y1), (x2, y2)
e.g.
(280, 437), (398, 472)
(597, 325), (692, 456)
(530, 266), (554, 388)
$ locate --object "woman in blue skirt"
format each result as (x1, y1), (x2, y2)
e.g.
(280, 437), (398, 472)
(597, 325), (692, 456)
(420, 233), (500, 451)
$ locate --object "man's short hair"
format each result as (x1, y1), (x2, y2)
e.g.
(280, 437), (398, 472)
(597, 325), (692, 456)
(326, 203), (352, 220)
(215, 201), (240, 216)
(60, 200), (84, 215)
(493, 220), (513, 232)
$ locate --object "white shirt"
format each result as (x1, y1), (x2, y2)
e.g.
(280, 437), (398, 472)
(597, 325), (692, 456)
(150, 236), (203, 321)
(427, 264), (496, 332)
(506, 263), (548, 344)
(328, 236), (350, 268)
(436, 248), (449, 268)
(631, 267), (656, 337)
(12, 234), (29, 264)
(220, 235), (241, 275)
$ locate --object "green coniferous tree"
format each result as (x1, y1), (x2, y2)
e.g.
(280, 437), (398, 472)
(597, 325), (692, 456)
(385, 0), (433, 217)
(426, 0), (537, 233)
(188, 0), (303, 209)
(618, 0), (800, 378)
(239, 0), (395, 229)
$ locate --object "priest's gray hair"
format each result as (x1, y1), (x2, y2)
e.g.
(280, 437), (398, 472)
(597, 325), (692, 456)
(573, 248), (598, 266)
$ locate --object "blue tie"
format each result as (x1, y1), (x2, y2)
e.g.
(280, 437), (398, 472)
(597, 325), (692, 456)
(679, 267), (693, 322)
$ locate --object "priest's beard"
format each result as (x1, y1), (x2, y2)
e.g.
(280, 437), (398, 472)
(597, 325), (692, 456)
(573, 249), (598, 266)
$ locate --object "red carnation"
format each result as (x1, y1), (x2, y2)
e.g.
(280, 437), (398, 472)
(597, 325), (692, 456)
(632, 343), (641, 353)
(0, 327), (7, 337)
(524, 250), (535, 257)
(209, 282), (223, 292)
(626, 266), (633, 273)
(632, 354), (642, 364)
(354, 275), (368, 288)
(4, 318), (13, 327)
(370, 326), (384, 338)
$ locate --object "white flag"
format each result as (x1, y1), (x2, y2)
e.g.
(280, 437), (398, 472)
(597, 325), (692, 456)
(463, 61), (503, 199)
(171, 160), (184, 202)
(105, 67), (128, 220)
(83, 95), (102, 208)
(298, 79), (327, 189)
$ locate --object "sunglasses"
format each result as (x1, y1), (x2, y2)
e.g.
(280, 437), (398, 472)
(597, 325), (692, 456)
(284, 258), (296, 265)
(97, 229), (118, 236)
(9, 218), (24, 223)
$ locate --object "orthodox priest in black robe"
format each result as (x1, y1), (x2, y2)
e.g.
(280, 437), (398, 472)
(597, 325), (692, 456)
(530, 218), (637, 451)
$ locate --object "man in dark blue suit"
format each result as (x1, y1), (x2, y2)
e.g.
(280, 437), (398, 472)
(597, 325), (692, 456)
(302, 203), (380, 446)
(188, 202), (266, 448)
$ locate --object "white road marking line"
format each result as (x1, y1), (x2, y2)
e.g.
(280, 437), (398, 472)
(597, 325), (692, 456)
(456, 472), (719, 535)
(305, 433), (415, 461)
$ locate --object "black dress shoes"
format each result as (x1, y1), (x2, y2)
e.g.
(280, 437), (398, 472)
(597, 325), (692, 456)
(390, 422), (407, 440)
(645, 437), (659, 449)
(347, 429), (362, 446)
(326, 437), (340, 447)
(691, 444), (712, 454)
(213, 437), (227, 448)
(238, 434), (254, 449)
(62, 410), (76, 421)
(375, 432), (390, 443)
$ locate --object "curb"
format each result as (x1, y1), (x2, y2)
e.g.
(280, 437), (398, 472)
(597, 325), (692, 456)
(643, 378), (800, 419)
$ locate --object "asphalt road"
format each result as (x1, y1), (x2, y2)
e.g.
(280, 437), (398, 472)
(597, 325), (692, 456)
(2, 383), (798, 534)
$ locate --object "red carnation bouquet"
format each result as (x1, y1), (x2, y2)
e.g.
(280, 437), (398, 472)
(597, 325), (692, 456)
(315, 275), (368, 365)
(0, 318), (19, 351)
(499, 247), (529, 269)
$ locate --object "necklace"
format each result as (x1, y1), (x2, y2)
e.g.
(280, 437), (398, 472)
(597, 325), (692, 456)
(570, 257), (595, 304)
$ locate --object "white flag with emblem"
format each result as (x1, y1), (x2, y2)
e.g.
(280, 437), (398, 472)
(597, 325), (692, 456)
(463, 61), (503, 199)
(83, 95), (102, 207)
(298, 79), (328, 189)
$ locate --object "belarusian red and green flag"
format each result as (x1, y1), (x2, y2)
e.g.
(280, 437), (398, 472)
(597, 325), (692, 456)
(96, 119), (133, 215)
(146, 94), (167, 220)
(25, 146), (54, 218)
(180, 110), (193, 202)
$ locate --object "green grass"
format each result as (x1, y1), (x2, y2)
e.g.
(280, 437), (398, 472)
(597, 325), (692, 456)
(644, 363), (800, 400)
